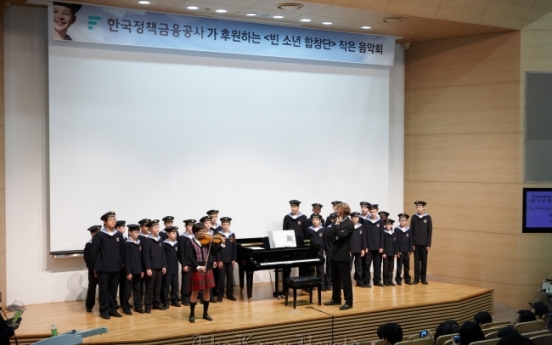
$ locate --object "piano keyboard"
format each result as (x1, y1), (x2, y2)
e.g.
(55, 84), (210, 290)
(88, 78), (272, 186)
(257, 258), (322, 266)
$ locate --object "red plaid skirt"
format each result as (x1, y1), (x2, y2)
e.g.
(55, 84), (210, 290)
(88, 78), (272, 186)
(189, 270), (215, 291)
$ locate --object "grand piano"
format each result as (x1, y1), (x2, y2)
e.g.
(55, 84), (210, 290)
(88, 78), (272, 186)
(237, 237), (324, 302)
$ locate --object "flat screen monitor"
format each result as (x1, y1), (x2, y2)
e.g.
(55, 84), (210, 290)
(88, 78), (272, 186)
(523, 188), (552, 233)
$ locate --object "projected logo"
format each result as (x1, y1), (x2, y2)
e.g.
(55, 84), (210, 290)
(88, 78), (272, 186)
(88, 16), (101, 30)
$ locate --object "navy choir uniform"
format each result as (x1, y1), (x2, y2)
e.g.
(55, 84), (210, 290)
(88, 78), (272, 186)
(162, 226), (182, 308)
(410, 201), (432, 285)
(363, 204), (384, 287)
(123, 224), (145, 314)
(349, 212), (369, 287)
(0, 310), (16, 345)
(306, 203), (325, 228)
(217, 217), (237, 301)
(207, 210), (223, 302)
(358, 201), (371, 226)
(378, 211), (390, 222)
(283, 200), (308, 245)
(90, 211), (125, 319)
(143, 219), (167, 312)
(179, 219), (196, 306)
(138, 218), (151, 239)
(137, 218), (151, 302)
(322, 213), (337, 290)
(395, 213), (413, 285)
(305, 215), (329, 289)
(325, 213), (354, 309)
(159, 216), (175, 241)
(325, 200), (342, 226)
(208, 209), (222, 234)
(115, 220), (128, 312)
(381, 219), (399, 286)
(84, 225), (101, 312)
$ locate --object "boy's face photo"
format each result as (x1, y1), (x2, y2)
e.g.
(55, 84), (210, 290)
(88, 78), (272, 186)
(186, 224), (193, 232)
(116, 226), (125, 234)
(203, 220), (212, 229)
(105, 216), (116, 229)
(129, 230), (139, 240)
(140, 226), (149, 235)
(290, 205), (299, 215)
(312, 218), (321, 227)
(369, 209), (378, 219)
(385, 222), (392, 230)
(90, 231), (98, 238)
(399, 217), (407, 227)
(164, 221), (174, 227)
(312, 206), (321, 214)
(168, 231), (177, 241)
(210, 215), (218, 224)
(221, 222), (230, 231)
(380, 214), (388, 221)
(361, 206), (369, 215)
(150, 224), (160, 235)
(351, 216), (359, 225)
(416, 205), (425, 214)
(53, 4), (76, 39)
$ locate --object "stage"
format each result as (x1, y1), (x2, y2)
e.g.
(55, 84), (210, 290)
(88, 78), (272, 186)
(13, 281), (492, 345)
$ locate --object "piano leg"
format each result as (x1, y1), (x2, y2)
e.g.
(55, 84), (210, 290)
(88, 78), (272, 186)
(246, 271), (254, 302)
(239, 264), (245, 292)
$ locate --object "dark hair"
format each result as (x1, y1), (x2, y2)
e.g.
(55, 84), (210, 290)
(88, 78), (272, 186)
(546, 312), (552, 331)
(517, 310), (536, 323)
(192, 222), (205, 234)
(532, 302), (549, 318)
(497, 326), (519, 338)
(474, 311), (493, 325)
(380, 323), (403, 345)
(459, 321), (485, 345)
(497, 334), (534, 345)
(434, 322), (456, 345)
(376, 325), (385, 339)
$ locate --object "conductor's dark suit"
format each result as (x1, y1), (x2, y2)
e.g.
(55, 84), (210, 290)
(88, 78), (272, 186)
(328, 216), (354, 306)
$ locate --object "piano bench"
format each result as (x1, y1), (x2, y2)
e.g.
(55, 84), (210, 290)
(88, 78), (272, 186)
(285, 276), (322, 309)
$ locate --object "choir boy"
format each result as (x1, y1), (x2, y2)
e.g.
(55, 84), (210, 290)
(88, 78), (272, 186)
(123, 224), (144, 314)
(160, 216), (175, 240)
(305, 214), (328, 289)
(163, 226), (182, 308)
(207, 210), (222, 233)
(138, 218), (151, 238)
(395, 213), (412, 286)
(363, 204), (384, 287)
(217, 217), (237, 301)
(381, 219), (398, 286)
(411, 201), (432, 285)
(179, 219), (196, 306)
(359, 201), (371, 225)
(90, 211), (124, 319)
(322, 212), (338, 291)
(378, 211), (390, 222)
(306, 203), (325, 228)
(350, 212), (368, 287)
(143, 219), (167, 313)
(115, 220), (127, 310)
(84, 225), (101, 312)
(283, 200), (308, 244)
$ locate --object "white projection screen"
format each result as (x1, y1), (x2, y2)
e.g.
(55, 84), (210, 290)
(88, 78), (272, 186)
(48, 39), (392, 253)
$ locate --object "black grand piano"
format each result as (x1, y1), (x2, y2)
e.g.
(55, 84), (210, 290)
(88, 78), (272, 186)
(237, 237), (324, 302)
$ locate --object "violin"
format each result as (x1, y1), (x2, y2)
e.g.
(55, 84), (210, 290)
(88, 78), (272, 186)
(199, 233), (225, 246)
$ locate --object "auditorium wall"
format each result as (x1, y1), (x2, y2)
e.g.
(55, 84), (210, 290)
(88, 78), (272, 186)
(405, 28), (552, 309)
(0, 4), (5, 309)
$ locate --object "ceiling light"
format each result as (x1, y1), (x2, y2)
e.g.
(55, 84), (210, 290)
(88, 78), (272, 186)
(383, 17), (406, 23)
(300, 18), (311, 22)
(187, 6), (198, 10)
(138, 1), (150, 4)
(322, 21), (332, 25)
(273, 15), (284, 19)
(246, 13), (257, 16)
(215, 9), (227, 13)
(361, 26), (372, 29)
(276, 3), (304, 10)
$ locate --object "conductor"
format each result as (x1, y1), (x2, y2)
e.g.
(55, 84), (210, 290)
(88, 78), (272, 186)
(324, 202), (354, 310)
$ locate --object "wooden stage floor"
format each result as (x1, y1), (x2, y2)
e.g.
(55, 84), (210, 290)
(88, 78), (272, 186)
(14, 281), (493, 345)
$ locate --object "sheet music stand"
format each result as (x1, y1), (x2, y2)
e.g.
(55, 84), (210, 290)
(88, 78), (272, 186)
(32, 327), (108, 344)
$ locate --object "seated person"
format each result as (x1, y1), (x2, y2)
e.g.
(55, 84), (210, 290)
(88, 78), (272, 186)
(380, 323), (403, 345)
(516, 310), (536, 324)
(434, 322), (457, 345)
(531, 302), (549, 319)
(474, 311), (493, 326)
(497, 326), (519, 338)
(458, 321), (485, 345)
(497, 334), (534, 345)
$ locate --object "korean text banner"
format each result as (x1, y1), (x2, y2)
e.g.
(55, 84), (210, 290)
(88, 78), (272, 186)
(51, 3), (396, 66)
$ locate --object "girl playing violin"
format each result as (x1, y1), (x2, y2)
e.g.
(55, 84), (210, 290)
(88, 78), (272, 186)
(185, 222), (226, 323)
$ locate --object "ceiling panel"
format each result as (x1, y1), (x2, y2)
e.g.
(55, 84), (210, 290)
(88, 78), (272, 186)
(435, 0), (491, 24)
(386, 0), (443, 19)
(481, 0), (536, 29)
(332, 0), (391, 13)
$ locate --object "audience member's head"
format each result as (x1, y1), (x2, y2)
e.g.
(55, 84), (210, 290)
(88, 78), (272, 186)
(531, 302), (549, 319)
(496, 326), (519, 338)
(474, 311), (493, 326)
(545, 312), (552, 331)
(516, 310), (536, 324)
(435, 321), (457, 343)
(380, 323), (403, 345)
(497, 334), (534, 345)
(377, 325), (385, 339)
(458, 321), (485, 345)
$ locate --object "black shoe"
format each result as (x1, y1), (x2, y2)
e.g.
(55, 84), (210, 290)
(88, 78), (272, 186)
(375, 282), (385, 287)
(122, 310), (133, 315)
(183, 300), (190, 306)
(86, 308), (92, 313)
(397, 282), (402, 286)
(413, 280), (419, 285)
(203, 313), (213, 321)
(227, 296), (237, 301)
(128, 304), (133, 308)
(422, 281), (428, 285)
(210, 298), (218, 303)
(100, 314), (110, 320)
(134, 308), (145, 314)
(355, 282), (364, 287)
(324, 299), (341, 306)
(109, 311), (123, 317)
(389, 283), (396, 286)
(153, 304), (167, 310)
(405, 281), (412, 285)
(327, 286), (332, 291)
(164, 302), (170, 309)
(339, 303), (352, 310)
(366, 284), (372, 288)
(218, 296), (223, 303)
(383, 283), (389, 287)
(145, 308), (151, 314)
(189, 315), (195, 323)
(171, 301), (181, 307)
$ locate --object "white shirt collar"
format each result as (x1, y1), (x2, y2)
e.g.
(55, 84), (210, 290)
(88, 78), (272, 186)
(354, 223), (362, 229)
(288, 212), (304, 219)
(100, 227), (116, 236)
(416, 213), (428, 218)
(309, 226), (323, 232)
(147, 234), (161, 241)
(396, 226), (410, 233)
(367, 215), (381, 224)
(163, 239), (177, 246)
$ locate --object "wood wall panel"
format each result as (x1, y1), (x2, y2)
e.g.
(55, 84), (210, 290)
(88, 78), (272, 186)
(405, 133), (520, 184)
(0, 4), (5, 309)
(405, 32), (520, 90)
(404, 181), (521, 234)
(405, 82), (520, 135)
